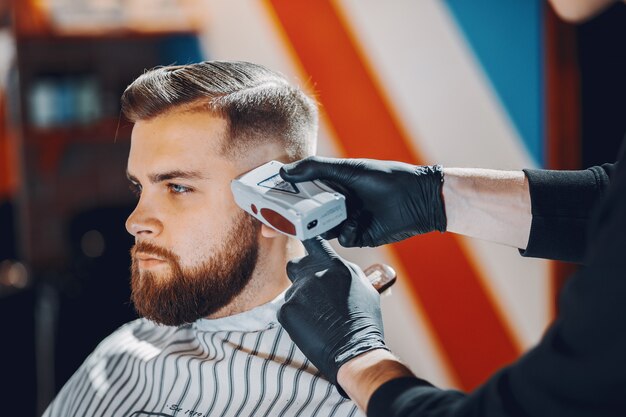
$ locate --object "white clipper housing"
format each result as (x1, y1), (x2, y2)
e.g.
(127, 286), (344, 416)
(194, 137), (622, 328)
(231, 160), (347, 240)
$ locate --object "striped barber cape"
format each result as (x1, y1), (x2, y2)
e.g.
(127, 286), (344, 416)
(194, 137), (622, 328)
(43, 293), (362, 417)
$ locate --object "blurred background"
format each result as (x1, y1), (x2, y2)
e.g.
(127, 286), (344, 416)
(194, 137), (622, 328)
(0, 1), (624, 416)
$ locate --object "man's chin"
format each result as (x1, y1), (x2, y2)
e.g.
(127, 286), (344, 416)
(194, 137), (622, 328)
(137, 266), (173, 285)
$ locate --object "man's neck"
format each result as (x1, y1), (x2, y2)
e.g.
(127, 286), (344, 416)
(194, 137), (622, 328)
(207, 277), (290, 319)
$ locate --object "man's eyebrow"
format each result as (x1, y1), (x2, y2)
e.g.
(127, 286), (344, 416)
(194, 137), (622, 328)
(125, 170), (206, 184)
(148, 170), (205, 183)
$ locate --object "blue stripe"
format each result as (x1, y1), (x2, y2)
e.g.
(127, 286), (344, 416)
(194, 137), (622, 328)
(444, 0), (545, 166)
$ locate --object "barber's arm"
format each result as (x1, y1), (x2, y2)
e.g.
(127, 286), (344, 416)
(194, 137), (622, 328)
(281, 157), (613, 263)
(279, 233), (626, 417)
(280, 157), (532, 249)
(441, 168), (531, 249)
(277, 238), (392, 388)
(277, 238), (494, 416)
(279, 238), (469, 414)
(277, 237), (416, 409)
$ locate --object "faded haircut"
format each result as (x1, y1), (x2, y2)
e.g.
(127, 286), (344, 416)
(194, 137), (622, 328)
(120, 61), (318, 160)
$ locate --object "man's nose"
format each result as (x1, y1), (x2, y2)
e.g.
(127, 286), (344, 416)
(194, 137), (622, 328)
(125, 198), (162, 238)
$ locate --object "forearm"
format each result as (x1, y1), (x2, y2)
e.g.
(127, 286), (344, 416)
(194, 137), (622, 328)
(442, 168), (532, 250)
(337, 349), (415, 412)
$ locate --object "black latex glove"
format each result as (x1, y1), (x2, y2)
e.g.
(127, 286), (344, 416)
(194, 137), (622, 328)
(279, 156), (446, 247)
(277, 237), (388, 391)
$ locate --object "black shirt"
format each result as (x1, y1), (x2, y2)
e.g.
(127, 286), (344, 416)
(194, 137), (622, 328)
(367, 142), (626, 417)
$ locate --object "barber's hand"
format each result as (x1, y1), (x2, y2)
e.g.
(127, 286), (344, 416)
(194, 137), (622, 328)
(277, 237), (388, 390)
(280, 156), (446, 247)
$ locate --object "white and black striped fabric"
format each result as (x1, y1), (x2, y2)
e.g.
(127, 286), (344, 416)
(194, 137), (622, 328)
(43, 293), (363, 417)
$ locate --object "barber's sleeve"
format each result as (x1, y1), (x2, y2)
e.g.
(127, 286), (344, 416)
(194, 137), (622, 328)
(520, 163), (614, 263)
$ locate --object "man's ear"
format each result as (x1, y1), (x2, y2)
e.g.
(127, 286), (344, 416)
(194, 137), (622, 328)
(261, 223), (283, 238)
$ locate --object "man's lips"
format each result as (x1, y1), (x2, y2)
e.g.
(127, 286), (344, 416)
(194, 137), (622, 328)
(135, 252), (167, 268)
(135, 252), (165, 261)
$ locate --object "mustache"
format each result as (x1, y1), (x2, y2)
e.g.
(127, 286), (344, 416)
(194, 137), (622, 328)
(131, 241), (179, 263)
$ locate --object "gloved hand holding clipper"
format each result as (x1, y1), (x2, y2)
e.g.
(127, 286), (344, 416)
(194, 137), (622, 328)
(279, 156), (447, 247)
(277, 237), (388, 392)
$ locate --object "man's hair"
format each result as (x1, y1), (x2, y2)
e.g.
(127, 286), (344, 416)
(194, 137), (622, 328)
(121, 61), (318, 160)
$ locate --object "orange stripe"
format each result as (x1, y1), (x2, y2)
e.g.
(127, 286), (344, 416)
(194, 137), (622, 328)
(266, 0), (521, 390)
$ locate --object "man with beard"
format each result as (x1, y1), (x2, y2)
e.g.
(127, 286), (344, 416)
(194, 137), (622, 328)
(42, 61), (362, 417)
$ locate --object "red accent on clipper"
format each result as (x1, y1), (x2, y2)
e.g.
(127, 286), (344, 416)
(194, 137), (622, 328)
(260, 208), (296, 235)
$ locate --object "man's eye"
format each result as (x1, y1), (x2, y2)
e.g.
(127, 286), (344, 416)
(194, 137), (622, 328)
(129, 183), (142, 197)
(168, 183), (192, 194)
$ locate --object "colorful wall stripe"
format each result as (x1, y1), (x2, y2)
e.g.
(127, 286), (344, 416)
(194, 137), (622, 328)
(265, 0), (522, 390)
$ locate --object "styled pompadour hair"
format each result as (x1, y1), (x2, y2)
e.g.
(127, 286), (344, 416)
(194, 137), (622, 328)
(121, 61), (318, 160)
